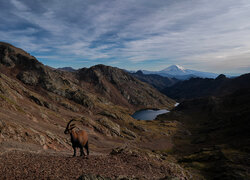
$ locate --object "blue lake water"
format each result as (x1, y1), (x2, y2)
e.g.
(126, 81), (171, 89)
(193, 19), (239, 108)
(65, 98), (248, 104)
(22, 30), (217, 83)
(132, 109), (169, 120)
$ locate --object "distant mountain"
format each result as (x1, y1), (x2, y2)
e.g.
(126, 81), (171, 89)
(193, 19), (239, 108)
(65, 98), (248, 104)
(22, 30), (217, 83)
(163, 73), (250, 100)
(130, 70), (179, 91)
(57, 67), (76, 72)
(160, 65), (186, 75)
(141, 65), (219, 80)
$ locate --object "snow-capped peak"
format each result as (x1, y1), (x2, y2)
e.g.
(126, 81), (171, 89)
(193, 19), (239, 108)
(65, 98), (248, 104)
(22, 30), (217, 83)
(140, 64), (218, 79)
(175, 65), (185, 70)
(162, 65), (186, 72)
(166, 65), (185, 71)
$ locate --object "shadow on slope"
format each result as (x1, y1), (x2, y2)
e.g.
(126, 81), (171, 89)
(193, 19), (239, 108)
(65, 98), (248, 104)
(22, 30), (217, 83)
(157, 89), (250, 179)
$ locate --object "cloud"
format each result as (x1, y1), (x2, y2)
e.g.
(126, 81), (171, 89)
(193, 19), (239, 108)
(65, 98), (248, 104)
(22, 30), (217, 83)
(1, 0), (250, 73)
(10, 0), (29, 11)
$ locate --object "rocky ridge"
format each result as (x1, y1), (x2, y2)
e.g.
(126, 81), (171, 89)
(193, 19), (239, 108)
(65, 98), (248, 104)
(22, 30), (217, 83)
(163, 73), (250, 100)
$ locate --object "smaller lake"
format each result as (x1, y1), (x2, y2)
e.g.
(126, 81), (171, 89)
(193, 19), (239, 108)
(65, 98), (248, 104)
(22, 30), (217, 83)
(132, 109), (169, 120)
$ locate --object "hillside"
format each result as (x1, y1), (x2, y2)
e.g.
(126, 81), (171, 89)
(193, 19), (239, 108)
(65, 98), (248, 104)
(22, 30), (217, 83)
(163, 73), (250, 100)
(77, 65), (175, 110)
(156, 89), (250, 179)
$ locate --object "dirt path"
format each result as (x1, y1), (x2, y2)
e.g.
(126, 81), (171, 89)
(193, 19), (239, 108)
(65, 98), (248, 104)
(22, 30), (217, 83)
(0, 149), (189, 180)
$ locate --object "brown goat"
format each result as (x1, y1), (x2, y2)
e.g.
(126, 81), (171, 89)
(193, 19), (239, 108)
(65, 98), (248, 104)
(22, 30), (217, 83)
(64, 119), (89, 157)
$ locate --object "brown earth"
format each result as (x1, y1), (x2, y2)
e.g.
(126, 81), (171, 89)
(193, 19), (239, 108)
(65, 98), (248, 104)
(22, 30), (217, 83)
(0, 149), (190, 180)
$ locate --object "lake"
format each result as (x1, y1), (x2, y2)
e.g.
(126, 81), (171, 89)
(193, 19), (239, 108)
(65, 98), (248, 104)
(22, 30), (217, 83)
(132, 103), (179, 120)
(132, 109), (169, 120)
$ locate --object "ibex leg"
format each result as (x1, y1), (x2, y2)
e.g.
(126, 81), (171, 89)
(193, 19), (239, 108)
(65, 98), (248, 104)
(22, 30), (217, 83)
(85, 141), (89, 156)
(73, 146), (76, 157)
(80, 147), (85, 156)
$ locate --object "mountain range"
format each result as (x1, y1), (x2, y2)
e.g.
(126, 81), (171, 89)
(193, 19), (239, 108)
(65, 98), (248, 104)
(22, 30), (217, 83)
(163, 73), (250, 100)
(141, 65), (219, 80)
(58, 65), (221, 92)
(63, 65), (220, 80)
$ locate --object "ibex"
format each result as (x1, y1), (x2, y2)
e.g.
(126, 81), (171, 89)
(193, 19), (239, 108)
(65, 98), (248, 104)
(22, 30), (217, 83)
(64, 119), (89, 157)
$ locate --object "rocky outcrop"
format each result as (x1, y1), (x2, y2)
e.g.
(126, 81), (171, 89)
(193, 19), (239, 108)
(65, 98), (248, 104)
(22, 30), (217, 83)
(17, 71), (39, 85)
(97, 117), (120, 136)
(65, 89), (94, 109)
(122, 128), (136, 139)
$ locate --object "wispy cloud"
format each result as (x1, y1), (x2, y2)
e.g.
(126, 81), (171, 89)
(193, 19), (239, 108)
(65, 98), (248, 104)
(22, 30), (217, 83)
(0, 0), (250, 74)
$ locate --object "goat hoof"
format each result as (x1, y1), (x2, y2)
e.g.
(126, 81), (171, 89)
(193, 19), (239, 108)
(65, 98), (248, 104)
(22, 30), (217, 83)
(84, 156), (89, 159)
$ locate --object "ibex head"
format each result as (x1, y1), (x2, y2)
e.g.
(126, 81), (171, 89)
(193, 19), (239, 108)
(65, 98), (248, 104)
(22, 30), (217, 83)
(64, 119), (76, 134)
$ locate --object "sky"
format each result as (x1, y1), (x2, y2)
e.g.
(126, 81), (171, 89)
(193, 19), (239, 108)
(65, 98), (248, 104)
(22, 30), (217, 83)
(1, 0), (250, 74)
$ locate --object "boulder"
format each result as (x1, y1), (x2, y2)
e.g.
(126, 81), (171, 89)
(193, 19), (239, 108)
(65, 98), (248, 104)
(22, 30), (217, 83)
(17, 71), (38, 86)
